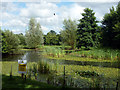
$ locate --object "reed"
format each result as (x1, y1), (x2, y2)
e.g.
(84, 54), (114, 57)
(43, 46), (65, 57)
(71, 48), (120, 60)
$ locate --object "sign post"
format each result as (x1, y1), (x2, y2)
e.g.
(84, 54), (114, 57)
(18, 60), (27, 79)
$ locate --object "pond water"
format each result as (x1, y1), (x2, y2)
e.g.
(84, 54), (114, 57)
(2, 50), (43, 62)
(2, 50), (63, 64)
(2, 50), (119, 68)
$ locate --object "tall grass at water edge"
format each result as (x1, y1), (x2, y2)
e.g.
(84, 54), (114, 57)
(71, 48), (120, 60)
(43, 46), (65, 57)
(29, 60), (59, 75)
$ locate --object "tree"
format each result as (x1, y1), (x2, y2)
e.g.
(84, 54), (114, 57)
(25, 18), (43, 48)
(102, 2), (120, 49)
(76, 8), (100, 49)
(16, 33), (26, 45)
(44, 30), (60, 45)
(60, 19), (77, 49)
(1, 30), (8, 53)
(3, 30), (20, 53)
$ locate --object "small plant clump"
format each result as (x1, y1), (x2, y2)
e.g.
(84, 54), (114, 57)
(75, 70), (100, 78)
(43, 47), (65, 57)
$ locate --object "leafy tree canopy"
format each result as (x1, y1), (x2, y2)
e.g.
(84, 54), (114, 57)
(25, 18), (43, 48)
(60, 18), (77, 49)
(76, 8), (100, 49)
(102, 2), (120, 49)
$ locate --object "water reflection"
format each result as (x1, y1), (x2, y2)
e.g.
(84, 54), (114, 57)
(2, 50), (43, 62)
(24, 51), (43, 62)
(2, 54), (24, 61)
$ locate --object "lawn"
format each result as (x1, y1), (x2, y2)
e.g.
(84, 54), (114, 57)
(2, 74), (59, 89)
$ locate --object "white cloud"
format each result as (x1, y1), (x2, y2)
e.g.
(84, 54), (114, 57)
(41, 26), (49, 34)
(68, 4), (85, 20)
(1, 2), (119, 35)
(1, 12), (15, 20)
(0, 21), (2, 27)
(2, 19), (27, 29)
(1, 0), (119, 2)
(11, 28), (23, 34)
(61, 0), (119, 2)
(1, 0), (61, 2)
(1, 2), (19, 12)
(19, 2), (62, 33)
(20, 2), (57, 18)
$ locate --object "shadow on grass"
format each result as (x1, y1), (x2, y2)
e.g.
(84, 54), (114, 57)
(2, 74), (59, 89)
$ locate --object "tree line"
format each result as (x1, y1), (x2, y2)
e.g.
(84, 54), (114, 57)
(1, 2), (120, 54)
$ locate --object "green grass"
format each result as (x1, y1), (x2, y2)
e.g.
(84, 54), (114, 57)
(1, 61), (65, 89)
(20, 49), (35, 51)
(70, 48), (120, 61)
(2, 74), (59, 88)
(45, 55), (117, 63)
(43, 45), (71, 48)
(42, 46), (120, 63)
(1, 61), (37, 76)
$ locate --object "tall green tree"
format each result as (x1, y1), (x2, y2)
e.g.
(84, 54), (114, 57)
(102, 2), (120, 49)
(16, 33), (26, 45)
(3, 30), (20, 53)
(76, 8), (100, 49)
(44, 30), (60, 45)
(60, 19), (77, 49)
(1, 30), (8, 53)
(25, 18), (43, 48)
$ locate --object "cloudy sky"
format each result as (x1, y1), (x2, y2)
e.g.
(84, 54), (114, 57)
(0, 0), (119, 34)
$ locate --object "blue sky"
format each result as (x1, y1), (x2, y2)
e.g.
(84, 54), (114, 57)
(0, 1), (119, 34)
(56, 2), (75, 7)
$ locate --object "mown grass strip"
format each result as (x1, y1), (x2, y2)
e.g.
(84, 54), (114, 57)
(45, 55), (117, 63)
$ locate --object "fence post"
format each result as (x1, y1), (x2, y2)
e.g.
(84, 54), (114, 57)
(116, 81), (119, 90)
(25, 74), (26, 81)
(63, 66), (66, 88)
(10, 64), (12, 78)
(21, 73), (24, 79)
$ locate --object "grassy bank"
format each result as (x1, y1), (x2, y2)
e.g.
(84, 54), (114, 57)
(2, 74), (59, 89)
(45, 55), (117, 63)
(42, 46), (120, 61)
(1, 61), (62, 89)
(1, 61), (119, 88)
(70, 48), (120, 60)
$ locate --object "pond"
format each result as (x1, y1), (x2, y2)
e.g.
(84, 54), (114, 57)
(2, 50), (119, 68)
(2, 50), (63, 65)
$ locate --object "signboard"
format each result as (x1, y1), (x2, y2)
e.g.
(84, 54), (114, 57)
(18, 60), (27, 74)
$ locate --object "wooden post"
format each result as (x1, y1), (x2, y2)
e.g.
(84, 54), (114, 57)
(63, 66), (65, 88)
(116, 81), (119, 90)
(21, 73), (24, 79)
(10, 64), (12, 78)
(25, 75), (26, 81)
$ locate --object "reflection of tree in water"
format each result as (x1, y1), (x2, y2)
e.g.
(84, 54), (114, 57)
(25, 51), (43, 62)
(2, 54), (24, 61)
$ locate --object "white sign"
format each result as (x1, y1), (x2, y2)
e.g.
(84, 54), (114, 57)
(18, 60), (27, 74)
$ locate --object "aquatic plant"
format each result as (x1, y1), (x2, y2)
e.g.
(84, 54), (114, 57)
(43, 46), (65, 57)
(71, 48), (120, 60)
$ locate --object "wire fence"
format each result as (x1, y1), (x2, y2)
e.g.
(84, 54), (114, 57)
(26, 60), (119, 88)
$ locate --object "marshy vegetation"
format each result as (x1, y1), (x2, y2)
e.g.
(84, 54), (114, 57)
(1, 1), (120, 89)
